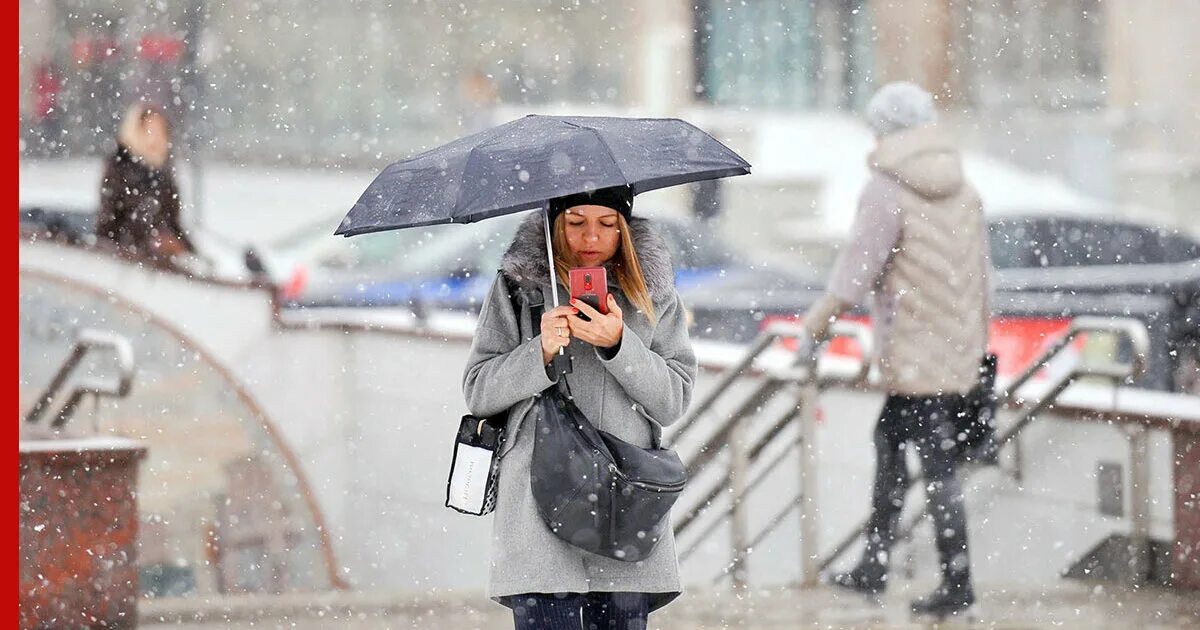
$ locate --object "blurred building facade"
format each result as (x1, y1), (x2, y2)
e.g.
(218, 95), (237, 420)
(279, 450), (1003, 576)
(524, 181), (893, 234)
(18, 0), (1199, 228)
(884, 0), (1200, 231)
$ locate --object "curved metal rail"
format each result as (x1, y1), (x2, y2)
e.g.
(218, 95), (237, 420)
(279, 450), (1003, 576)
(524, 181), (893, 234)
(24, 329), (136, 428)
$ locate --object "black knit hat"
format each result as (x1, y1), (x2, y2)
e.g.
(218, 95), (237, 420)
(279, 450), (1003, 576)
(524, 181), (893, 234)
(548, 185), (633, 223)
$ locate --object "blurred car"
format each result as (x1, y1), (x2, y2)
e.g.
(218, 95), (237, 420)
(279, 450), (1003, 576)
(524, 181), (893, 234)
(20, 203), (95, 245)
(277, 211), (820, 336)
(987, 214), (1200, 393)
(987, 214), (1200, 271)
(272, 213), (524, 309)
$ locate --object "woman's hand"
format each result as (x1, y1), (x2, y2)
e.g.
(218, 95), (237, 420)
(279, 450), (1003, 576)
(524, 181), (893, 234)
(568, 294), (624, 349)
(540, 304), (578, 364)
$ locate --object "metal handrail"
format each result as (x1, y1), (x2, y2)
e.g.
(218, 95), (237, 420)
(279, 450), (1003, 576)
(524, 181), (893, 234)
(1000, 361), (1135, 450)
(677, 428), (800, 557)
(669, 335), (779, 440)
(1001, 316), (1149, 404)
(673, 320), (871, 502)
(24, 329), (136, 428)
(672, 320), (872, 589)
(681, 393), (811, 535)
(816, 316), (1150, 575)
(671, 320), (872, 446)
(710, 486), (806, 587)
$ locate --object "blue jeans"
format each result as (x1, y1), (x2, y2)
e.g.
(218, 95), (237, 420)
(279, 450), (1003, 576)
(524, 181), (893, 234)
(510, 592), (649, 630)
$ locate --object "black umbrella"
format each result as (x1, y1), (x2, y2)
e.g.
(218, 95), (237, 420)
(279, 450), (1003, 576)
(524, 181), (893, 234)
(335, 114), (750, 311)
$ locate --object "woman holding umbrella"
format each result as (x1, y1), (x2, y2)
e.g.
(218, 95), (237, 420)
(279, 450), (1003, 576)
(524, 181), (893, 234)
(462, 184), (697, 629)
(336, 114), (748, 628)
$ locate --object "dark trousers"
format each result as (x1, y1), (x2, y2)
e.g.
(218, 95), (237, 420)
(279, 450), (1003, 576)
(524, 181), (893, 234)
(510, 592), (649, 630)
(861, 394), (972, 587)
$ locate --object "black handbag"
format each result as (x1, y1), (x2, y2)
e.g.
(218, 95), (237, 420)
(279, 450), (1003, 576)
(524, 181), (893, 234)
(955, 353), (999, 465)
(521, 289), (688, 562)
(531, 381), (687, 562)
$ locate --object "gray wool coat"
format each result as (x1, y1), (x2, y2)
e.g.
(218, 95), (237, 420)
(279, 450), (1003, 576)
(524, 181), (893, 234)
(462, 214), (697, 611)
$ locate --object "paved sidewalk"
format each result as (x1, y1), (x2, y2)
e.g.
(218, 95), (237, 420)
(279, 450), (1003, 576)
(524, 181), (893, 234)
(142, 582), (1200, 629)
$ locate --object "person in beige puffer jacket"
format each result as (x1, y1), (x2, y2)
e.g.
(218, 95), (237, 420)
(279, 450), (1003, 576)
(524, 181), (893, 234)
(802, 82), (992, 618)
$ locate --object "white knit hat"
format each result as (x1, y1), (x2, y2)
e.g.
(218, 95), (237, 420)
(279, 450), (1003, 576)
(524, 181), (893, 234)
(865, 81), (938, 136)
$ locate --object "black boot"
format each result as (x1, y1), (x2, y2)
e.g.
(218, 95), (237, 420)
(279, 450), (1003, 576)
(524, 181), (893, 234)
(831, 483), (903, 597)
(829, 563), (886, 595)
(912, 474), (975, 616)
(910, 579), (975, 617)
(828, 543), (889, 596)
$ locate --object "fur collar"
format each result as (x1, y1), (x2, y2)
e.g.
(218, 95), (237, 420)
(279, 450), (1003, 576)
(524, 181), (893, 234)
(499, 212), (675, 302)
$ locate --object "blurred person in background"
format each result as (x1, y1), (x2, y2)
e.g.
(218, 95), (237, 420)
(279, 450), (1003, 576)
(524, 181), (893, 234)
(460, 67), (499, 134)
(800, 81), (992, 618)
(96, 102), (200, 272)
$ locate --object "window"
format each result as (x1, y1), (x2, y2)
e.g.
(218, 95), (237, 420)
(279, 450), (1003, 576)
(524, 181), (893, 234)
(954, 0), (1105, 111)
(1045, 219), (1159, 267)
(989, 218), (1049, 269)
(1161, 233), (1200, 264)
(694, 0), (873, 110)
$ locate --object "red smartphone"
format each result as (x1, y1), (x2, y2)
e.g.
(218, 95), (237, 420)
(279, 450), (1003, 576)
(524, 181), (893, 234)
(568, 266), (608, 317)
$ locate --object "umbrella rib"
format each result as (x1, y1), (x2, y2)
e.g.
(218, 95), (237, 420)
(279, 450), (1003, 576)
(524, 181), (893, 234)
(561, 120), (630, 187)
(448, 121), (550, 221)
(449, 120), (542, 221)
(449, 142), (488, 223)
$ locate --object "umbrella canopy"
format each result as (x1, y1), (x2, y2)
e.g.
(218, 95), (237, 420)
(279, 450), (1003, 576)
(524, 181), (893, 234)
(335, 115), (751, 237)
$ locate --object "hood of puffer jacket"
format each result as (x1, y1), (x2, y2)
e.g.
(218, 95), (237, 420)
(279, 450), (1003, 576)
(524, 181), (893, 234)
(499, 212), (675, 303)
(869, 125), (965, 200)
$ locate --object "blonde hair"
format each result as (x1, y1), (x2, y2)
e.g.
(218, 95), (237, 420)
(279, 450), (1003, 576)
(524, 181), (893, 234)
(552, 213), (657, 324)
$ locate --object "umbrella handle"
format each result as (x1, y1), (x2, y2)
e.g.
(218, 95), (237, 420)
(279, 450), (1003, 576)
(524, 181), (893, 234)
(543, 206), (572, 376)
(543, 206), (561, 309)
